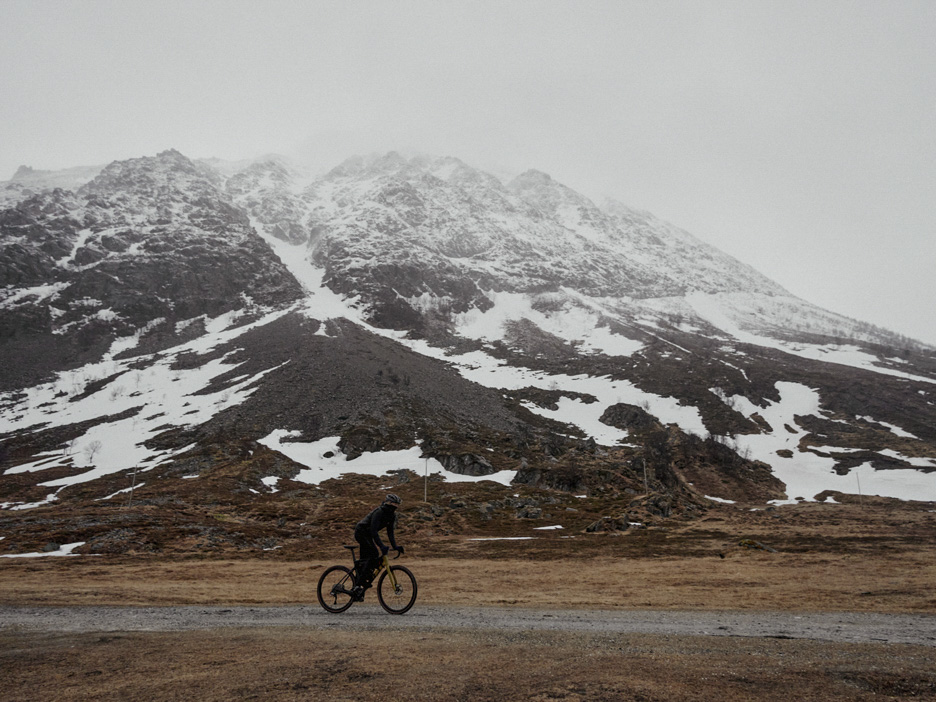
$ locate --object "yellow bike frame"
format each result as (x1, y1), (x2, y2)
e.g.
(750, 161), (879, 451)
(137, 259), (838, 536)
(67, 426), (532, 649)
(378, 553), (400, 590)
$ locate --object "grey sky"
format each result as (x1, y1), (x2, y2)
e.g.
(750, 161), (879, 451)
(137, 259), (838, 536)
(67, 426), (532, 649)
(2, 0), (934, 345)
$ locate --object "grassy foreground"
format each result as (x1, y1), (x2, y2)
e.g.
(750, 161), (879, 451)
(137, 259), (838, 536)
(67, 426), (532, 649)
(4, 628), (936, 701)
(1, 548), (935, 613)
(2, 499), (935, 612)
(2, 500), (935, 700)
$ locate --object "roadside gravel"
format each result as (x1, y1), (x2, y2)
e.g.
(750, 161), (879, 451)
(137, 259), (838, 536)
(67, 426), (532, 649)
(3, 605), (934, 646)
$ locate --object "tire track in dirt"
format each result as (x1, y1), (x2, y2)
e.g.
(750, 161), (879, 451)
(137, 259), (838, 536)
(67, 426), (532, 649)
(3, 605), (935, 646)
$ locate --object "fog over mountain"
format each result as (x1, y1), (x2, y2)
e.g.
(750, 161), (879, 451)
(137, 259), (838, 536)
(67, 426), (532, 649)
(2, 2), (934, 349)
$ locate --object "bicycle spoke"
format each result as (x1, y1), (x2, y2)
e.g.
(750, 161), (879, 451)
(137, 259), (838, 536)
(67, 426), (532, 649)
(317, 565), (355, 613)
(376, 565), (417, 614)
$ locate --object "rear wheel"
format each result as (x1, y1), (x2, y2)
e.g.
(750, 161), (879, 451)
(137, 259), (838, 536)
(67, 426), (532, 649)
(376, 565), (417, 614)
(317, 565), (355, 613)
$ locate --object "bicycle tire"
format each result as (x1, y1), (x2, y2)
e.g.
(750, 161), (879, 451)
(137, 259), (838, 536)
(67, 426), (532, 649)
(376, 565), (417, 614)
(317, 565), (355, 613)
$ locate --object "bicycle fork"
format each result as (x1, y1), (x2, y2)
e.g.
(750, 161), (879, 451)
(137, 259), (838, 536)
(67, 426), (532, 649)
(381, 554), (401, 592)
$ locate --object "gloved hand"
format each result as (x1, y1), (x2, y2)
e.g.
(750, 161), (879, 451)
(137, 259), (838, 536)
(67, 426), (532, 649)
(396, 545), (405, 555)
(380, 545), (390, 555)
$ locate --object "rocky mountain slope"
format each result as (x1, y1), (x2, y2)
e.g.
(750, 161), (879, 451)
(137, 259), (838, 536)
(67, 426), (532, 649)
(0, 150), (302, 390)
(1, 149), (934, 554)
(0, 164), (105, 210)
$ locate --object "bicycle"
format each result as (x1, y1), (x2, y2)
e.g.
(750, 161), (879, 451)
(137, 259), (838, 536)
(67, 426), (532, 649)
(316, 544), (418, 615)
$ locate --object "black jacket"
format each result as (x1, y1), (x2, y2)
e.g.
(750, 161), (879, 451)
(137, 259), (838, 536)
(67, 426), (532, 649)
(355, 504), (397, 550)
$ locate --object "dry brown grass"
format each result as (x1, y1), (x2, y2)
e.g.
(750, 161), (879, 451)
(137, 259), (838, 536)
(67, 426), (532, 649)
(3, 500), (936, 700)
(3, 627), (935, 701)
(2, 547), (935, 613)
(2, 501), (934, 613)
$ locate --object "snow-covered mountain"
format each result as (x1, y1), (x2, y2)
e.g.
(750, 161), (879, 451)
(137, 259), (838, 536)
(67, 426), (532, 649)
(230, 152), (921, 351)
(0, 163), (105, 210)
(1, 149), (935, 538)
(0, 150), (302, 390)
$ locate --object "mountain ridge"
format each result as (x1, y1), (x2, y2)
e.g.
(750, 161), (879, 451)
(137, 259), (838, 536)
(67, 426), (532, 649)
(1, 149), (935, 548)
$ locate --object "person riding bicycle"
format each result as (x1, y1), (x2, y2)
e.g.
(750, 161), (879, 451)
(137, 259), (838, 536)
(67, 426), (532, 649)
(351, 493), (404, 600)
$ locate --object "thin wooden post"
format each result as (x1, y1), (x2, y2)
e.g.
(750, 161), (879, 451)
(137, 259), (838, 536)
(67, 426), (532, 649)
(125, 466), (139, 509)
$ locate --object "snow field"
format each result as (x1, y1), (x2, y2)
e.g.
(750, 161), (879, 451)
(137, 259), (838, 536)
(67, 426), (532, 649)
(250, 217), (368, 326)
(686, 292), (936, 384)
(723, 382), (936, 503)
(450, 289), (645, 358)
(399, 336), (708, 441)
(0, 307), (294, 503)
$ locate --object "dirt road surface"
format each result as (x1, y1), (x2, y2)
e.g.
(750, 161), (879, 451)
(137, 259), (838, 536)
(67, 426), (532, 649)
(3, 499), (936, 700)
(4, 605), (936, 701)
(3, 604), (935, 645)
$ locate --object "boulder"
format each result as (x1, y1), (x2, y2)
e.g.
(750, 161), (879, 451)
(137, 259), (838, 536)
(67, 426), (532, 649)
(439, 453), (496, 477)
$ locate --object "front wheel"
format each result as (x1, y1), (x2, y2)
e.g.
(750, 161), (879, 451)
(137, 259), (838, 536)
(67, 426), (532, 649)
(317, 565), (355, 613)
(376, 565), (417, 614)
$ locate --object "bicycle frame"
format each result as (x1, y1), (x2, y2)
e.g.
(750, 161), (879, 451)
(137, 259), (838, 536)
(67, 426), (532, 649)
(351, 549), (401, 589)
(318, 546), (416, 614)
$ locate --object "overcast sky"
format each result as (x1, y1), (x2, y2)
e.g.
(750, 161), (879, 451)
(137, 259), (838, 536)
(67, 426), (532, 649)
(2, 0), (934, 345)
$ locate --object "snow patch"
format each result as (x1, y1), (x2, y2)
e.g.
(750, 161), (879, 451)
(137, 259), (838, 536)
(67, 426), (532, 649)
(857, 416), (918, 439)
(5, 491), (61, 511)
(0, 542), (85, 558)
(0, 307), (292, 493)
(258, 431), (517, 486)
(97, 483), (145, 501)
(452, 290), (644, 358)
(0, 282), (70, 308)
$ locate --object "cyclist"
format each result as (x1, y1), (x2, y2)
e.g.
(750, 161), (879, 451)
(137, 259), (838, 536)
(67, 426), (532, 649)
(351, 493), (404, 600)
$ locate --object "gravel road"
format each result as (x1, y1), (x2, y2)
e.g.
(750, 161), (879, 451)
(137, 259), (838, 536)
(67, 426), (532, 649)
(3, 605), (935, 646)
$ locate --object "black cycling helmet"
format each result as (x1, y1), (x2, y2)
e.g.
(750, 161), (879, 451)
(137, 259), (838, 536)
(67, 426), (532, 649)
(383, 493), (402, 506)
